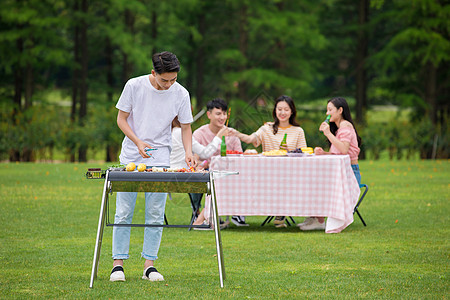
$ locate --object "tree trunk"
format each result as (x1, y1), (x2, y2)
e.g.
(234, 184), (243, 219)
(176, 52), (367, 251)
(420, 61), (437, 159)
(24, 62), (33, 110)
(70, 0), (80, 162)
(151, 8), (157, 56)
(355, 0), (368, 125)
(122, 9), (135, 84)
(10, 36), (24, 162)
(78, 0), (88, 162)
(355, 0), (369, 160)
(105, 37), (118, 162)
(195, 13), (205, 107)
(424, 61), (437, 127)
(23, 62), (34, 161)
(238, 3), (248, 101)
(275, 2), (286, 70)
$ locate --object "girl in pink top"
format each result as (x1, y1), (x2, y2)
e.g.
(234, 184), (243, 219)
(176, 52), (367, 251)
(299, 97), (362, 231)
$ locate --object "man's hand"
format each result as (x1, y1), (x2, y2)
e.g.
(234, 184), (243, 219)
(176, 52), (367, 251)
(185, 153), (197, 168)
(137, 140), (153, 158)
(117, 110), (154, 158)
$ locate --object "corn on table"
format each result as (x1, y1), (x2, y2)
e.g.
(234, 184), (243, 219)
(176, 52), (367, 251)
(88, 169), (237, 288)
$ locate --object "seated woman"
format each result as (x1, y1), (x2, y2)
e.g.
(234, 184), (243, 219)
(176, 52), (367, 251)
(299, 97), (362, 231)
(229, 95), (307, 228)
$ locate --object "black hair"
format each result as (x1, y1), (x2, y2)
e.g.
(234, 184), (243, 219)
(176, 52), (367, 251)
(152, 51), (180, 74)
(328, 97), (362, 147)
(206, 98), (228, 112)
(272, 95), (299, 135)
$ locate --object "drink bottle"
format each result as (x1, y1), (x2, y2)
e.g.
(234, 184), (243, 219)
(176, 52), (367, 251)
(324, 115), (331, 124)
(280, 133), (287, 148)
(220, 136), (227, 156)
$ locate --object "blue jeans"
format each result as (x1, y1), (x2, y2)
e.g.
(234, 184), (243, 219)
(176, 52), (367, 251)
(112, 191), (167, 261)
(351, 164), (362, 187)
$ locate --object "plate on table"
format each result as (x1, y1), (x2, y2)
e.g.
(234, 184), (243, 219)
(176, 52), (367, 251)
(262, 154), (288, 157)
(287, 152), (306, 157)
(226, 154), (243, 157)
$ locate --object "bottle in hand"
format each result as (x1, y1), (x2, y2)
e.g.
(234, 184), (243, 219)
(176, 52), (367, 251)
(221, 136), (227, 156)
(324, 115), (331, 124)
(280, 133), (287, 149)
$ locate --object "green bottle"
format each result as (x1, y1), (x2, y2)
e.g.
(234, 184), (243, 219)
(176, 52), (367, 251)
(280, 133), (287, 148)
(221, 136), (227, 156)
(325, 115), (331, 124)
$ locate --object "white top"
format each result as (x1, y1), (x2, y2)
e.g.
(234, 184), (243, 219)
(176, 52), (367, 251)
(170, 127), (221, 168)
(116, 74), (193, 166)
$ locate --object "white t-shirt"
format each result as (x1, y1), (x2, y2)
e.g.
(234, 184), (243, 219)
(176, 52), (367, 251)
(170, 127), (221, 168)
(116, 74), (193, 166)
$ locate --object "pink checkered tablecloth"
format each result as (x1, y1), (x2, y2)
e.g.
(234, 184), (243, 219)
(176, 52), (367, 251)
(206, 154), (361, 233)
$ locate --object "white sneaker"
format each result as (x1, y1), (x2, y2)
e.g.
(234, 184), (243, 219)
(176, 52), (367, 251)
(142, 266), (164, 281)
(297, 217), (315, 228)
(110, 266), (126, 282)
(231, 216), (249, 226)
(299, 217), (326, 231)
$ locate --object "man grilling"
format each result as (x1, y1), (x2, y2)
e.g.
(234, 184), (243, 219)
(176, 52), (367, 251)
(110, 51), (195, 282)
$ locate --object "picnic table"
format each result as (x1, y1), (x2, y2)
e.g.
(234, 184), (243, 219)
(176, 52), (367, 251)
(206, 154), (360, 233)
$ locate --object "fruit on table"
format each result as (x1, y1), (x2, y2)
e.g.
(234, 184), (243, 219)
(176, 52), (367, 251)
(301, 147), (314, 154)
(263, 149), (288, 156)
(226, 150), (243, 155)
(137, 163), (146, 172)
(288, 148), (303, 153)
(126, 162), (136, 172)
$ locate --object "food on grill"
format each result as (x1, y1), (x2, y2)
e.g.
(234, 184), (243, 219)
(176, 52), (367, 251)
(126, 162), (136, 172)
(151, 167), (165, 172)
(262, 149), (287, 156)
(104, 164), (204, 173)
(151, 167), (199, 173)
(244, 149), (258, 155)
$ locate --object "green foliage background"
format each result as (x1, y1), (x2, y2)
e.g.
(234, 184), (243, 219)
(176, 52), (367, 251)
(0, 0), (448, 161)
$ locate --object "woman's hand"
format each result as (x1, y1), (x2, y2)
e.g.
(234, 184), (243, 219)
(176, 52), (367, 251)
(319, 122), (331, 136)
(227, 128), (239, 136)
(216, 126), (229, 138)
(314, 147), (325, 155)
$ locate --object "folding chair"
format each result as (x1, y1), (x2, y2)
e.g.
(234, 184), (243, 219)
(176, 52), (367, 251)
(188, 193), (203, 231)
(353, 184), (369, 226)
(261, 216), (296, 227)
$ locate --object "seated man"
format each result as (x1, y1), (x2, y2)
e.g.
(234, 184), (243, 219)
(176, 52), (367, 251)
(192, 98), (248, 227)
(170, 116), (228, 221)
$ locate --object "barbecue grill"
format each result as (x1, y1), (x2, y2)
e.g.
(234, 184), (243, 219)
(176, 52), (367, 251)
(87, 168), (237, 288)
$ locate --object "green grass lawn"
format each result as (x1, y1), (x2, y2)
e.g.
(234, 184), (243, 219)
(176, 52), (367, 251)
(0, 160), (448, 299)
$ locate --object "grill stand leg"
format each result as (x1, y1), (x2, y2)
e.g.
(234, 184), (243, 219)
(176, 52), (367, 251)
(89, 171), (110, 288)
(210, 175), (225, 287)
